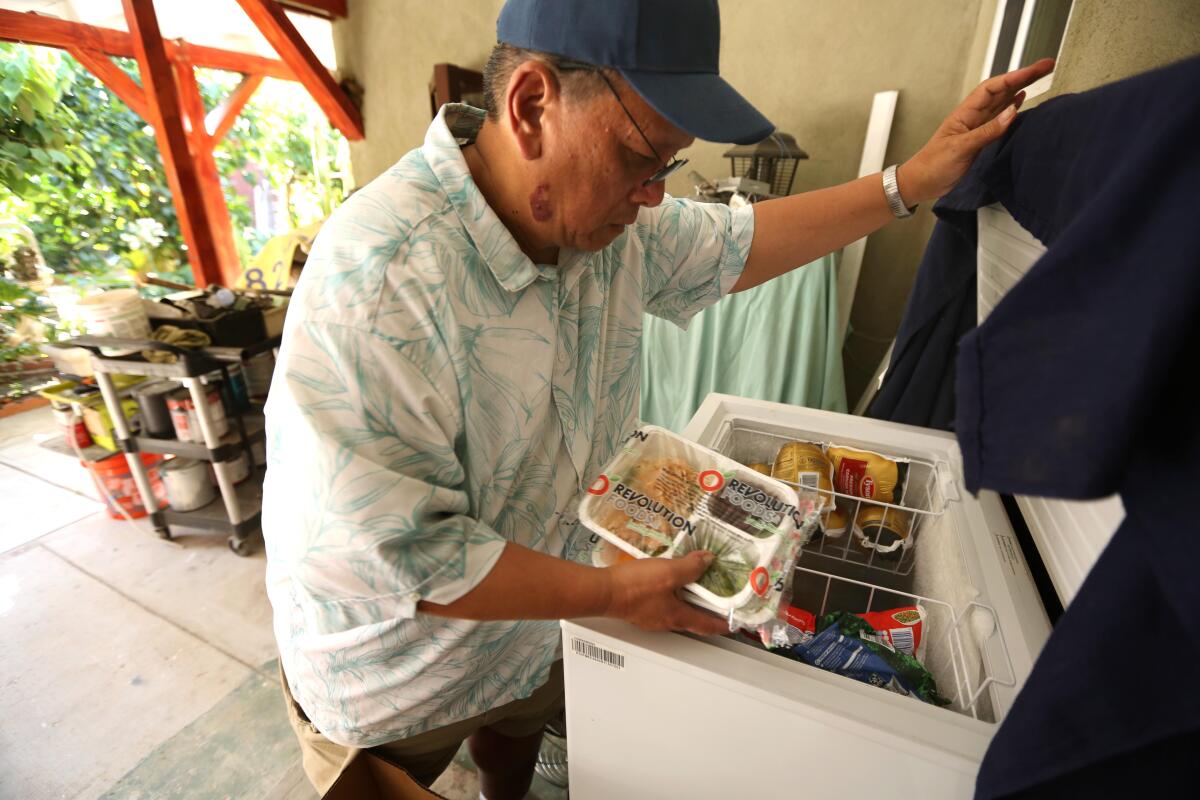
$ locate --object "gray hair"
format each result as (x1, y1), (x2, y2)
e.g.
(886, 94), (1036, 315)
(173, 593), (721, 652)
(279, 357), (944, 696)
(482, 43), (609, 121)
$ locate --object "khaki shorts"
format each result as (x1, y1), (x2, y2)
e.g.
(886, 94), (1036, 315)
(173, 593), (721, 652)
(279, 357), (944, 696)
(279, 660), (564, 793)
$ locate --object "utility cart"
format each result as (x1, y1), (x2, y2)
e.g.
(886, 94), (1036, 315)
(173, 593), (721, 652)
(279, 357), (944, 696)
(66, 334), (280, 555)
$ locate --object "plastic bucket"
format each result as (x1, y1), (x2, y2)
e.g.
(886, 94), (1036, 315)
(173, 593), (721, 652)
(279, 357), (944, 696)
(76, 289), (150, 355)
(84, 453), (167, 520)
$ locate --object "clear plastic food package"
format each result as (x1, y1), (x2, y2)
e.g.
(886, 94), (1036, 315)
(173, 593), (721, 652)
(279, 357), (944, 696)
(579, 426), (822, 631)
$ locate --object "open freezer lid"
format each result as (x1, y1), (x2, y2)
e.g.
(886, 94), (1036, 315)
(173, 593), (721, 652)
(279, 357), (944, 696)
(976, 205), (1126, 606)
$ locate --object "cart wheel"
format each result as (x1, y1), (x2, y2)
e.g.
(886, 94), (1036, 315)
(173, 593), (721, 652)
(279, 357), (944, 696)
(228, 536), (252, 557)
(155, 526), (173, 540)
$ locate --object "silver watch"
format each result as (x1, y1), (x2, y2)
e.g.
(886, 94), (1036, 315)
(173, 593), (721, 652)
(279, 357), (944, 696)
(882, 164), (916, 219)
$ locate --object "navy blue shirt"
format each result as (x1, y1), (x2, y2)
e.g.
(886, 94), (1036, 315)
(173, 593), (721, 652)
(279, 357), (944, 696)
(948, 57), (1200, 797)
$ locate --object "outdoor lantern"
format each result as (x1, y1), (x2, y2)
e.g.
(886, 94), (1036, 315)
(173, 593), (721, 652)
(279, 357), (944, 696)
(723, 133), (809, 197)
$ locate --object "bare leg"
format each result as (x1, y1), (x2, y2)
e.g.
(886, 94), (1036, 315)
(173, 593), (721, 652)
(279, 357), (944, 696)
(468, 725), (544, 800)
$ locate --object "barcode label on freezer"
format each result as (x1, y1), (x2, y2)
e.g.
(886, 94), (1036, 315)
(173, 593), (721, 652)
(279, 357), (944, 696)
(571, 637), (625, 670)
(889, 626), (915, 655)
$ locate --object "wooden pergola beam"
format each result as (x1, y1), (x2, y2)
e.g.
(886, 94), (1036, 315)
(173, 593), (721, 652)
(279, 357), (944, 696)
(66, 46), (151, 121)
(0, 9), (295, 81)
(207, 73), (264, 143)
(235, 0), (363, 140)
(2, 3), (356, 289)
(121, 0), (232, 288)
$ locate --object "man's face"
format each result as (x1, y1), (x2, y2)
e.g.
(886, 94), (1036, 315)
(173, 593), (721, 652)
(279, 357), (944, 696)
(538, 78), (693, 253)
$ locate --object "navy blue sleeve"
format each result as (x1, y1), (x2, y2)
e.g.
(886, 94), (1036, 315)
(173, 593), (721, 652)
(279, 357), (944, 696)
(955, 57), (1200, 499)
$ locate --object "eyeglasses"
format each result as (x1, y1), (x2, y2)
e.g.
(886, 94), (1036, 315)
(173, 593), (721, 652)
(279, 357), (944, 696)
(559, 62), (689, 186)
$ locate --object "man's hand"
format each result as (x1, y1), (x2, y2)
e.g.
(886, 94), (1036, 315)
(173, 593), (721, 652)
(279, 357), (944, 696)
(603, 550), (731, 636)
(899, 58), (1055, 204)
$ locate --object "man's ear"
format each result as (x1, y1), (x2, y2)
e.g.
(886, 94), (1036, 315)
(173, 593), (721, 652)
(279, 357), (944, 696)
(505, 60), (561, 161)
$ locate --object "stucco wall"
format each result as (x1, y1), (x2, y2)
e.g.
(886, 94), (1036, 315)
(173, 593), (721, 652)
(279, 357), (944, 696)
(334, 0), (992, 406)
(668, 1), (990, 406)
(1033, 0), (1200, 103)
(333, 0), (505, 185)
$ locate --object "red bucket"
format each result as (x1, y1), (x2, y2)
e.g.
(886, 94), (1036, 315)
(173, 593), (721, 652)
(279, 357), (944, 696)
(83, 453), (168, 520)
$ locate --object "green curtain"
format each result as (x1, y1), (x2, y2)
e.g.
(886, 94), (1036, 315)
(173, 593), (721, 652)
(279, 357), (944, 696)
(640, 253), (847, 432)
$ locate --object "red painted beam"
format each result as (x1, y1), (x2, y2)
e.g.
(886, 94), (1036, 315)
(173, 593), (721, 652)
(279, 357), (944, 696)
(207, 73), (264, 143)
(173, 40), (294, 81)
(235, 0), (364, 140)
(173, 51), (243, 287)
(0, 9), (295, 81)
(121, 0), (229, 288)
(67, 46), (151, 121)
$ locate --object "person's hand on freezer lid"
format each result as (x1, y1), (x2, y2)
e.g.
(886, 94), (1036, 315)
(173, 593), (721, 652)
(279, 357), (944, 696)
(732, 57), (1055, 292)
(899, 58), (1055, 203)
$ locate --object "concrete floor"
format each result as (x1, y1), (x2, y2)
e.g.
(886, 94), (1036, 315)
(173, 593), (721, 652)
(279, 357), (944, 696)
(0, 406), (568, 799)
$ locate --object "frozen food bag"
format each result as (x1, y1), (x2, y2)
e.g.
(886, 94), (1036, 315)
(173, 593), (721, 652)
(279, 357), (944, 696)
(579, 426), (821, 631)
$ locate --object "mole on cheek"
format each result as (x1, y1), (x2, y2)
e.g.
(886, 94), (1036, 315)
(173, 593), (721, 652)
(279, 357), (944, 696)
(529, 183), (552, 222)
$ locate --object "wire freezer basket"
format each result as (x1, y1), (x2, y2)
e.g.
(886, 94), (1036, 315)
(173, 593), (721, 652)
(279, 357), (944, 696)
(709, 418), (954, 576)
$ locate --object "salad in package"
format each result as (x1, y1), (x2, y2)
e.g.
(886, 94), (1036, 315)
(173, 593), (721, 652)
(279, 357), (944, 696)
(579, 426), (822, 631)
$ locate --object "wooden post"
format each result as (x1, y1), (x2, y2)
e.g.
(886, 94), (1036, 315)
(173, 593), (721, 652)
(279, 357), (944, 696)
(121, 0), (229, 288)
(172, 49), (244, 288)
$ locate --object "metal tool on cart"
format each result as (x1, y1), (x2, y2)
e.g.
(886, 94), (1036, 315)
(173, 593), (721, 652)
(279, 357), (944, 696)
(66, 334), (279, 555)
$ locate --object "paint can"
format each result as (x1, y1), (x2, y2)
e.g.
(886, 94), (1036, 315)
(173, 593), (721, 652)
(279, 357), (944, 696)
(167, 388), (228, 444)
(242, 351), (275, 399)
(162, 457), (216, 512)
(223, 450), (251, 484)
(133, 381), (177, 439)
(203, 364), (249, 412)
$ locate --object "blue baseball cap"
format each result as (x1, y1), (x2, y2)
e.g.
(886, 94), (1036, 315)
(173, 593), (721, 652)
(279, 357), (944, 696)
(496, 0), (774, 144)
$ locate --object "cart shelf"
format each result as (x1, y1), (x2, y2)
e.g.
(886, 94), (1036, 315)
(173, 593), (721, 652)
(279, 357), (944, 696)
(136, 409), (265, 462)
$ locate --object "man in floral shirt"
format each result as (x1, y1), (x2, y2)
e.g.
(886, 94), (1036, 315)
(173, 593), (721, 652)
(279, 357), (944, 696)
(263, 0), (1050, 795)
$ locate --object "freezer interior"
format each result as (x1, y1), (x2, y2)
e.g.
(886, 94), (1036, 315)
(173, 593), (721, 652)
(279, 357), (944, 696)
(701, 412), (1024, 724)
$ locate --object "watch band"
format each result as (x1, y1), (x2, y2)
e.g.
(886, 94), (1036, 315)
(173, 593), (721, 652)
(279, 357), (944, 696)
(882, 164), (916, 219)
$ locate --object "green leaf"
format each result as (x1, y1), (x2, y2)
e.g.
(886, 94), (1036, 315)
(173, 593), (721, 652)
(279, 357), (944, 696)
(14, 95), (35, 124)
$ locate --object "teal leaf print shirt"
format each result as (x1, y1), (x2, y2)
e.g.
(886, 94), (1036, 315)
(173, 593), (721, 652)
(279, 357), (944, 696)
(262, 105), (754, 746)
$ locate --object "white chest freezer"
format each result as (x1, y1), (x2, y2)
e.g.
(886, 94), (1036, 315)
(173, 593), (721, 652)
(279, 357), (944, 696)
(563, 208), (1129, 799)
(564, 394), (1058, 799)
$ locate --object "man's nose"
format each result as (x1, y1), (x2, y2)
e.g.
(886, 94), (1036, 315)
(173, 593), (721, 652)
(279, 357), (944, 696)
(629, 179), (667, 208)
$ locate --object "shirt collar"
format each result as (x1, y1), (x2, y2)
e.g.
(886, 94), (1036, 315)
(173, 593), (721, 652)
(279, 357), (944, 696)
(423, 104), (541, 293)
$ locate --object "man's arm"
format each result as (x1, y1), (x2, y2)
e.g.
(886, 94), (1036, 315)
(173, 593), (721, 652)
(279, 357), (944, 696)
(419, 543), (730, 636)
(731, 58), (1054, 293)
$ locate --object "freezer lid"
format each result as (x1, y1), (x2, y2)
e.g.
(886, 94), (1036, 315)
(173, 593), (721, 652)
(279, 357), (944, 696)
(977, 204), (1125, 606)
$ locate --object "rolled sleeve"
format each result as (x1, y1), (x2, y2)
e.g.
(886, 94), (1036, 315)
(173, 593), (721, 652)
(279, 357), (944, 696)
(638, 198), (755, 329)
(264, 319), (505, 633)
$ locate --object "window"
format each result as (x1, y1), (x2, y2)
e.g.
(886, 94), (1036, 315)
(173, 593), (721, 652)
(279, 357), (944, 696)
(982, 0), (1074, 97)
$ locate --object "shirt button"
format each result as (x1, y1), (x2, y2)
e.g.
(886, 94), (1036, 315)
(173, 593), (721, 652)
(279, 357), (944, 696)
(408, 592), (420, 603)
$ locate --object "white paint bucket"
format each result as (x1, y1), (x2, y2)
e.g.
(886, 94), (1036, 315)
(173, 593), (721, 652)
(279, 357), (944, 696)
(162, 457), (215, 511)
(76, 289), (151, 355)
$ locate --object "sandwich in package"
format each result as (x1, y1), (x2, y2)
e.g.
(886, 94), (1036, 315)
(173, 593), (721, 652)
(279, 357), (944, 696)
(579, 426), (822, 631)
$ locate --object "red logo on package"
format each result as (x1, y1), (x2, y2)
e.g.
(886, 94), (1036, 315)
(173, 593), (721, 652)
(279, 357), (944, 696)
(835, 457), (873, 498)
(587, 475), (610, 495)
(697, 469), (725, 493)
(749, 567), (771, 597)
